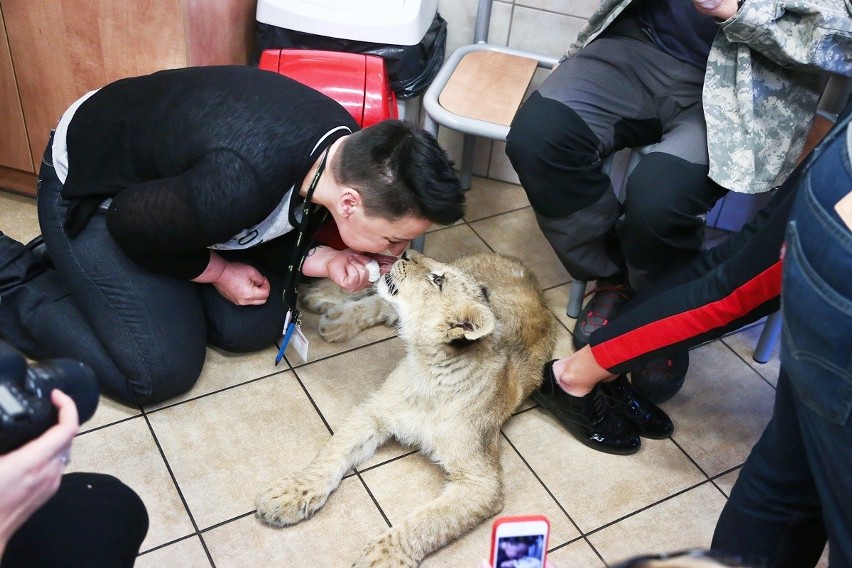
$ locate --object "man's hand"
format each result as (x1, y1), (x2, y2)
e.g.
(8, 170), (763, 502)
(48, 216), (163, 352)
(692, 0), (739, 20)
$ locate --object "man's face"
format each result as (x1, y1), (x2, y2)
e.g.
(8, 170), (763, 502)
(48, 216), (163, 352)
(337, 208), (432, 256)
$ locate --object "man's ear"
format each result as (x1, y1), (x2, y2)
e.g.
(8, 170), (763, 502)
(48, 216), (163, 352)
(338, 188), (363, 218)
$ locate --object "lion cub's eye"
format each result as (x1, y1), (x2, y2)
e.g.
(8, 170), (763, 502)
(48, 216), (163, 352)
(430, 273), (444, 289)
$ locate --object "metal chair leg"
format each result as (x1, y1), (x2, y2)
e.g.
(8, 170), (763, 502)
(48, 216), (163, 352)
(753, 311), (782, 363)
(566, 279), (587, 318)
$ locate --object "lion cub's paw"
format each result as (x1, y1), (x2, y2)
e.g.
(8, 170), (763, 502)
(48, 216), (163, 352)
(300, 286), (337, 315)
(255, 475), (330, 527)
(317, 306), (363, 343)
(352, 529), (418, 568)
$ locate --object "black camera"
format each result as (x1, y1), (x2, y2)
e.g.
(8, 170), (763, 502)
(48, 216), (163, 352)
(0, 340), (99, 454)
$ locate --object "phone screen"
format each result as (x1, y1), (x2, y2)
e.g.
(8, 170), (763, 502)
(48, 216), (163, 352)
(493, 533), (546, 568)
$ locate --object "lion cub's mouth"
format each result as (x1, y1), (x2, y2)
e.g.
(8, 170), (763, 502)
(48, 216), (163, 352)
(383, 273), (398, 296)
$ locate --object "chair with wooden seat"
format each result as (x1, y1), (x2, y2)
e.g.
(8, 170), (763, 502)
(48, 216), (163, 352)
(410, 0), (558, 252)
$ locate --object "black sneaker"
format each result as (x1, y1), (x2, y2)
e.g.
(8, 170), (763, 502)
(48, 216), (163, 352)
(532, 361), (640, 455)
(601, 375), (673, 439)
(630, 351), (690, 404)
(572, 277), (632, 350)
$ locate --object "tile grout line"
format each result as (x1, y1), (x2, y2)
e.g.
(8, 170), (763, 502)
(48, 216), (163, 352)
(138, 409), (218, 567)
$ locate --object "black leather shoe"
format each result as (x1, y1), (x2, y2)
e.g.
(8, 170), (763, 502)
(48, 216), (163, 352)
(630, 351), (689, 404)
(601, 375), (673, 439)
(572, 277), (632, 351)
(532, 361), (641, 455)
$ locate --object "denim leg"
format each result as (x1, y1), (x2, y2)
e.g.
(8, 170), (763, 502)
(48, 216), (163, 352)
(712, 370), (826, 566)
(713, 110), (852, 567)
(780, 119), (852, 567)
(35, 142), (207, 404)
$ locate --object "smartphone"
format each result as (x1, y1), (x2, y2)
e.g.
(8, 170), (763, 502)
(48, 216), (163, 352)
(490, 515), (550, 568)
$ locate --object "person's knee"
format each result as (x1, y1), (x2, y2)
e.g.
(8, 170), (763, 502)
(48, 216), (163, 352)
(506, 92), (608, 217)
(622, 153), (716, 237)
(620, 153), (723, 278)
(207, 309), (282, 353)
(107, 345), (205, 405)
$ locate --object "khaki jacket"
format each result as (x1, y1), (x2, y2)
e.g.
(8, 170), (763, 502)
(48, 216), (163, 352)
(567, 0), (852, 193)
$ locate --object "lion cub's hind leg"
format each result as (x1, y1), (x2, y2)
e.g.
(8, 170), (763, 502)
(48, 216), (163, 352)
(300, 279), (398, 343)
(300, 278), (369, 315)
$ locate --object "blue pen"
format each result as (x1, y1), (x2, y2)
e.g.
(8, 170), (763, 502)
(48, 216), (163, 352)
(274, 310), (294, 366)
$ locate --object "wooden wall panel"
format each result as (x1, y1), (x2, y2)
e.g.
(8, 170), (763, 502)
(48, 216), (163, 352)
(187, 0), (257, 66)
(2, 0), (187, 166)
(0, 5), (32, 173)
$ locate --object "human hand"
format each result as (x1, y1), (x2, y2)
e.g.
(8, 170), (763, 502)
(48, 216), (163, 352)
(0, 389), (78, 554)
(692, 0), (739, 20)
(325, 249), (380, 292)
(212, 261), (271, 305)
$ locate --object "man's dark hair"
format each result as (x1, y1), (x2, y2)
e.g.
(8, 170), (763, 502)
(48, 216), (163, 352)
(332, 120), (465, 225)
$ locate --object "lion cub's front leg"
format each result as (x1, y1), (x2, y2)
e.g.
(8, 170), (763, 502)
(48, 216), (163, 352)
(300, 279), (398, 342)
(256, 409), (390, 527)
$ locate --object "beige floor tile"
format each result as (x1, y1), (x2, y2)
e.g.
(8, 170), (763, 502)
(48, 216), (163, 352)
(504, 408), (705, 534)
(470, 208), (571, 290)
(135, 536), (212, 568)
(0, 191), (39, 243)
(548, 538), (606, 567)
(664, 341), (775, 477)
(81, 395), (141, 433)
(360, 439), (580, 567)
(713, 468), (741, 497)
(463, 176), (532, 221)
(294, 338), (414, 466)
(422, 223), (492, 262)
(144, 345), (282, 411)
(588, 482), (727, 563)
(203, 477), (388, 567)
(722, 320), (780, 386)
(146, 373), (332, 529)
(66, 416), (195, 551)
(543, 283), (577, 334)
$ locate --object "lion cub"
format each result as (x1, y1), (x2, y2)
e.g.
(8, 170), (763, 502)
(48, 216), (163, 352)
(255, 251), (556, 567)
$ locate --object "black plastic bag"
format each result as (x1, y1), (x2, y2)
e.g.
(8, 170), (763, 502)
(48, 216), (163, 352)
(255, 12), (447, 100)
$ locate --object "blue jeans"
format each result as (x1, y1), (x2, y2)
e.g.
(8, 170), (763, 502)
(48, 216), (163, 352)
(1, 137), (288, 404)
(712, 106), (852, 566)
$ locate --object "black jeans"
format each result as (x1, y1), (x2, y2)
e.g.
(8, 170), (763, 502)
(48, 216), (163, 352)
(1, 136), (288, 404)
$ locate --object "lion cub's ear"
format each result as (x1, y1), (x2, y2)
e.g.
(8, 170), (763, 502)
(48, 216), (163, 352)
(448, 302), (496, 342)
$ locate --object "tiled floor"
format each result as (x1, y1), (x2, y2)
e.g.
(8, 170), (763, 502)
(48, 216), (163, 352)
(1, 179), (825, 567)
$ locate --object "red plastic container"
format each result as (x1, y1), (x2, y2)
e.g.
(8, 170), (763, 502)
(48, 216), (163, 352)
(258, 48), (398, 127)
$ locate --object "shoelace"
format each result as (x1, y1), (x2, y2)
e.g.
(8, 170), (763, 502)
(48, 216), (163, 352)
(590, 388), (611, 425)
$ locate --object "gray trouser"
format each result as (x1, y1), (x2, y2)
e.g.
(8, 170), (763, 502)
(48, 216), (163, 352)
(506, 19), (726, 290)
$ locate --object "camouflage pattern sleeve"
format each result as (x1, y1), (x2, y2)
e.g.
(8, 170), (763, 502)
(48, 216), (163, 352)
(706, 0), (851, 194)
(561, 0), (850, 194)
(720, 0), (852, 75)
